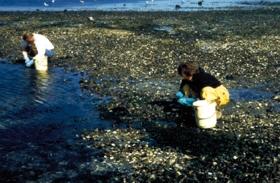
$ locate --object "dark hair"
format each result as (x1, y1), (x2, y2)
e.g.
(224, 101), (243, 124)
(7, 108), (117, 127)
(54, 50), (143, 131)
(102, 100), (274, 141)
(177, 63), (198, 77)
(22, 33), (37, 55)
(22, 33), (33, 41)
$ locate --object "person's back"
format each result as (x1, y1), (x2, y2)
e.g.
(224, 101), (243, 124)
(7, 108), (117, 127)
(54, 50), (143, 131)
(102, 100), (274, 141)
(180, 67), (221, 96)
(32, 33), (54, 57)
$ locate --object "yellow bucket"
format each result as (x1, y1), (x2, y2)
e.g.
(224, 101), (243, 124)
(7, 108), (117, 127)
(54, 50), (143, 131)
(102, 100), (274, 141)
(193, 100), (217, 129)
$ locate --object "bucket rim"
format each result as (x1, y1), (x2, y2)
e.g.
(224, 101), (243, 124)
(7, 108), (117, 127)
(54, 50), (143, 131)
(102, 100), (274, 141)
(193, 100), (216, 107)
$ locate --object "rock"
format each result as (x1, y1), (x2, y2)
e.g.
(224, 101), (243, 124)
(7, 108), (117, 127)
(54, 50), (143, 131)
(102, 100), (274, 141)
(273, 95), (280, 102)
(88, 16), (94, 21)
(225, 74), (234, 80)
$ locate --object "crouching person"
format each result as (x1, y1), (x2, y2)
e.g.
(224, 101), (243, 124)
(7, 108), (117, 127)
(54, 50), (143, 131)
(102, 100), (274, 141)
(176, 63), (230, 119)
(21, 33), (54, 71)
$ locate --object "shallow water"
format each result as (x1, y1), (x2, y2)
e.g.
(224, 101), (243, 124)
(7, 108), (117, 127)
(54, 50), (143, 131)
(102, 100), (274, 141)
(0, 62), (113, 181)
(230, 88), (273, 101)
(153, 25), (174, 34)
(0, 62), (112, 130)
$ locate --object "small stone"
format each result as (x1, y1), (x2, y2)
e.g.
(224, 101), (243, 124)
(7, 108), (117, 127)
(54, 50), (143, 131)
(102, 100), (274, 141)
(88, 16), (94, 21)
(273, 95), (280, 101)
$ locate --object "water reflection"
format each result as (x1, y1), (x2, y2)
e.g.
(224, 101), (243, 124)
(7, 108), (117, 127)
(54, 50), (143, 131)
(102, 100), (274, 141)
(33, 70), (50, 104)
(0, 62), (114, 181)
(0, 61), (113, 131)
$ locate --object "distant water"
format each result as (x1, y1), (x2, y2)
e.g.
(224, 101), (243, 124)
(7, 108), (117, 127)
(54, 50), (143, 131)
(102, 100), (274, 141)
(0, 0), (279, 11)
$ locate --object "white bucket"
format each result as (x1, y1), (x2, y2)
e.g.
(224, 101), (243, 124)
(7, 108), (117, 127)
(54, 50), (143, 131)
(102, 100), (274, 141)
(35, 56), (48, 71)
(193, 100), (217, 129)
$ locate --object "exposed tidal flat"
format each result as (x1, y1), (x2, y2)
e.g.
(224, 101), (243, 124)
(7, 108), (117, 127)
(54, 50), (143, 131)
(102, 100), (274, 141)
(1, 8), (280, 182)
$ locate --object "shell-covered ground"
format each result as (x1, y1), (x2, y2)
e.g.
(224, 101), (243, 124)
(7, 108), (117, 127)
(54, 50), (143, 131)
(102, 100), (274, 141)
(0, 8), (280, 182)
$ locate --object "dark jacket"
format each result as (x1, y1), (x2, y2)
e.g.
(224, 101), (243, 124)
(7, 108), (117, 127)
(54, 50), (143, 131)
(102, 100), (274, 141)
(180, 68), (221, 96)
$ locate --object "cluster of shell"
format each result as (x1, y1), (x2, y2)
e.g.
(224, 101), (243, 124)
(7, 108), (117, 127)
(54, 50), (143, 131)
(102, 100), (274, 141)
(1, 9), (280, 181)
(81, 129), (193, 182)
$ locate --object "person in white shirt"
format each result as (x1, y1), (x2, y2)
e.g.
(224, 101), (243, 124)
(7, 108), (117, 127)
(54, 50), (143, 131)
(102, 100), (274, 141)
(21, 33), (54, 70)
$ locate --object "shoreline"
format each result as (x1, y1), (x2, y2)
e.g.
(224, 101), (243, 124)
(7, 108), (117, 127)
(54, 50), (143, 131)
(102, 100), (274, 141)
(0, 8), (280, 181)
(0, 5), (277, 12)
(1, 1), (280, 12)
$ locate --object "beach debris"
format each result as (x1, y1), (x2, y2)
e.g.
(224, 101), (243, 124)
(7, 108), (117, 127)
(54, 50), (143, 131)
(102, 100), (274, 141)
(153, 25), (175, 34)
(273, 95), (280, 102)
(81, 129), (193, 181)
(88, 16), (94, 21)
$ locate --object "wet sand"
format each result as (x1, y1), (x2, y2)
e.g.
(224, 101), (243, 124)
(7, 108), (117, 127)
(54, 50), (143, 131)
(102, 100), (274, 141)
(0, 8), (280, 182)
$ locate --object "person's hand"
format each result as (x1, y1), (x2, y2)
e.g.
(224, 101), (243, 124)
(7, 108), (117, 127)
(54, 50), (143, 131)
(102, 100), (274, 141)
(176, 91), (184, 99)
(25, 58), (30, 64)
(178, 97), (196, 106)
(25, 59), (34, 67)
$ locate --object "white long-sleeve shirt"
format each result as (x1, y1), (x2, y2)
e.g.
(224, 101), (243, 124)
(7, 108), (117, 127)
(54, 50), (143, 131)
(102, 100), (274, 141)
(21, 33), (54, 59)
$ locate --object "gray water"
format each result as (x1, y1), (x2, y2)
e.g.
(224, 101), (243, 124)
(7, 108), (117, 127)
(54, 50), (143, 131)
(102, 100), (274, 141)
(230, 88), (274, 101)
(0, 0), (279, 11)
(0, 62), (113, 181)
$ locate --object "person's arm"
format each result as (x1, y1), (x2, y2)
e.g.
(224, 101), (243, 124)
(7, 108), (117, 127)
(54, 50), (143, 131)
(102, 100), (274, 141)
(20, 40), (30, 62)
(22, 50), (29, 61)
(22, 49), (34, 67)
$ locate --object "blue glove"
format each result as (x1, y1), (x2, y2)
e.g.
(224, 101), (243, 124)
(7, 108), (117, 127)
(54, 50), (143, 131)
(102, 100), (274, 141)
(176, 91), (184, 98)
(178, 97), (196, 106)
(25, 59), (34, 67)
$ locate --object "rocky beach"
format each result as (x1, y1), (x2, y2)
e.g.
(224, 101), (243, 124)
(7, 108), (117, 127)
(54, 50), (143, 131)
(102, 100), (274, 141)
(0, 8), (280, 182)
